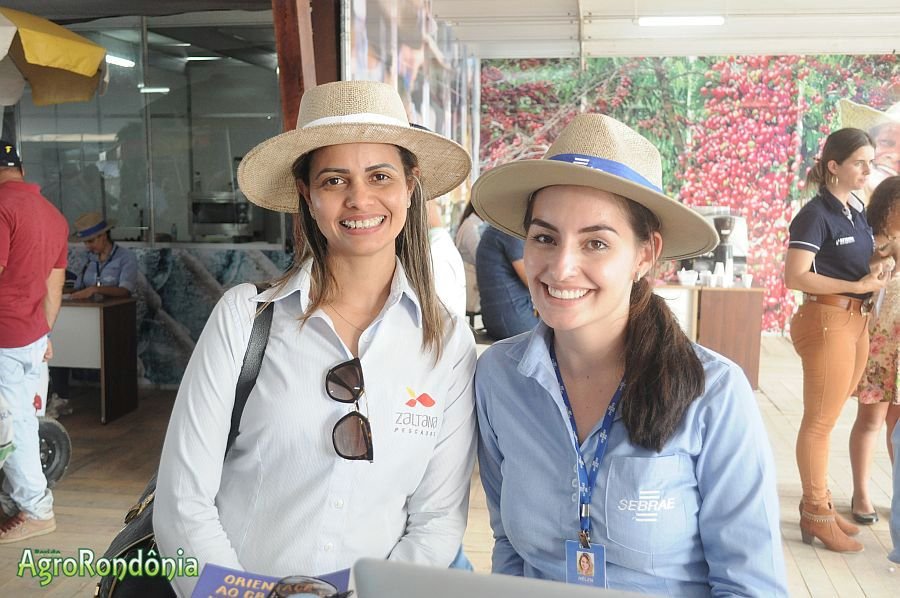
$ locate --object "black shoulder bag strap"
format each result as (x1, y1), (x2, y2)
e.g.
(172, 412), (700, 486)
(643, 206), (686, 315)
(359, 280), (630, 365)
(226, 284), (274, 454)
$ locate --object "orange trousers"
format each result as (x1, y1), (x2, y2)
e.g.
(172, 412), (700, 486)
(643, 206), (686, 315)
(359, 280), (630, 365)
(791, 301), (870, 506)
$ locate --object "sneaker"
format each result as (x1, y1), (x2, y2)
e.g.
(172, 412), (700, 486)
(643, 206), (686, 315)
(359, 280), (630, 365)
(0, 512), (56, 544)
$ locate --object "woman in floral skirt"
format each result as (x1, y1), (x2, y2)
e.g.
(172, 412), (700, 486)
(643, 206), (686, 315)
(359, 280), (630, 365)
(850, 175), (900, 525)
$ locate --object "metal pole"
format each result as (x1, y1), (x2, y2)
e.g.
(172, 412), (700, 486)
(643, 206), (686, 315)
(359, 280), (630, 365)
(140, 17), (155, 246)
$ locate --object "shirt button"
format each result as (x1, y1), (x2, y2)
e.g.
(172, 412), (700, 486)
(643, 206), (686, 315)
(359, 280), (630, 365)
(324, 542), (333, 552)
(334, 499), (344, 509)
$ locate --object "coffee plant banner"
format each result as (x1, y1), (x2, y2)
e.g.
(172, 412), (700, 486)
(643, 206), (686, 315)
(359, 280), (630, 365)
(480, 56), (900, 333)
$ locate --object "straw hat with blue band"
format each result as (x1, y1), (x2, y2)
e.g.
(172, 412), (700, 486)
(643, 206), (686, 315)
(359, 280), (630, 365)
(237, 80), (471, 213)
(72, 211), (113, 241)
(471, 113), (719, 261)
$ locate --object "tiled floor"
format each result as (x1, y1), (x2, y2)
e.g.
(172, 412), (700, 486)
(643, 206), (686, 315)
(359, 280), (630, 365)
(0, 336), (896, 596)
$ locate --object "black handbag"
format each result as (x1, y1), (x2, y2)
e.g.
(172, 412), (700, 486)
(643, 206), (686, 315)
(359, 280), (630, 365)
(95, 286), (274, 598)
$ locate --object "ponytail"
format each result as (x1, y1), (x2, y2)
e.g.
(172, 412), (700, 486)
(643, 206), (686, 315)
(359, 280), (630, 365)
(618, 199), (705, 452)
(805, 160), (827, 192)
(620, 278), (705, 452)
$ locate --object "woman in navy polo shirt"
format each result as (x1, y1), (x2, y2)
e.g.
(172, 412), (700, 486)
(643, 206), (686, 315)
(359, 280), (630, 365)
(785, 127), (890, 553)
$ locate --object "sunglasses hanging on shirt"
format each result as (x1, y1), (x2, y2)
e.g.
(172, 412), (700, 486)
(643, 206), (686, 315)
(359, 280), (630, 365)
(325, 357), (374, 462)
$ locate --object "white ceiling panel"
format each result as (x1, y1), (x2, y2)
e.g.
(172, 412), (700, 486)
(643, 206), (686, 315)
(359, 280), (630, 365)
(434, 0), (900, 58)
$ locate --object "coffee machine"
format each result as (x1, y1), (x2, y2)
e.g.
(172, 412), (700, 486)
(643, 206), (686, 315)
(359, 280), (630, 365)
(713, 215), (736, 284)
(681, 206), (748, 276)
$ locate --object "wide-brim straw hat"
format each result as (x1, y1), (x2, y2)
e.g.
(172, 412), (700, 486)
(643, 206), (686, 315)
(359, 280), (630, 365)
(237, 80), (472, 213)
(471, 113), (718, 261)
(72, 211), (113, 241)
(839, 99), (900, 132)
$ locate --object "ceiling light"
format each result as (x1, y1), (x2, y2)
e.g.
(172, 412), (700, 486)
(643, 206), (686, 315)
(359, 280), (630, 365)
(106, 54), (135, 68)
(138, 86), (170, 94)
(637, 16), (725, 27)
(184, 56), (223, 62)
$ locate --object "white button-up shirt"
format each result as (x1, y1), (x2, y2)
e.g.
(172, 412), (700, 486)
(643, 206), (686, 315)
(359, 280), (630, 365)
(154, 260), (477, 597)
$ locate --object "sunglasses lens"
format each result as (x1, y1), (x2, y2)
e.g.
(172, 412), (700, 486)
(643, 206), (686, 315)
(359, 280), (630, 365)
(268, 576), (340, 598)
(326, 359), (363, 403)
(333, 412), (373, 460)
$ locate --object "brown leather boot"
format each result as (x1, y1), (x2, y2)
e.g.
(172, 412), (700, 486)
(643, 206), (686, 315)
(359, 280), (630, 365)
(800, 502), (864, 553)
(799, 495), (860, 537)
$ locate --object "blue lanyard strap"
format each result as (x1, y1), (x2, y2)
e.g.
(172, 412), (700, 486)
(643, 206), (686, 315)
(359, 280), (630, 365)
(94, 244), (118, 286)
(549, 344), (624, 548)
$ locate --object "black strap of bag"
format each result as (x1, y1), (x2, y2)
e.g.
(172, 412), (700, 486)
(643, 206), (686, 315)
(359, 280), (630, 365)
(95, 284), (274, 598)
(228, 297), (274, 453)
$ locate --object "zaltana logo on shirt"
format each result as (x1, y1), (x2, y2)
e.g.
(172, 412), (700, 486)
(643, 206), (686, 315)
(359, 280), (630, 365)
(394, 387), (438, 437)
(617, 490), (676, 522)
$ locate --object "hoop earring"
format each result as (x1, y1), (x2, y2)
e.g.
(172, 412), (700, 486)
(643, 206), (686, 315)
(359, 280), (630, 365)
(634, 271), (643, 283)
(407, 197), (412, 209)
(830, 174), (838, 186)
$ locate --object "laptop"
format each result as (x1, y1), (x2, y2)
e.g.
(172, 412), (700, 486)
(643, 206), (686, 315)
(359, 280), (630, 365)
(351, 558), (644, 598)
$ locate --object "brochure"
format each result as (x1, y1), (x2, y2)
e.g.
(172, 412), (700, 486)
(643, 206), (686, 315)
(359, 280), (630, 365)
(191, 562), (350, 598)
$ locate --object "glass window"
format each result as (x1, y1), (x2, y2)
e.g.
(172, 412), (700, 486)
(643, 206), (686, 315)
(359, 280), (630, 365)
(15, 11), (285, 246)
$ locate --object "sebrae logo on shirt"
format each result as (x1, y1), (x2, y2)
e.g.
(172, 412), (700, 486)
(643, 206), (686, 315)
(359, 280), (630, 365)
(394, 387), (438, 437)
(834, 236), (855, 246)
(617, 490), (676, 523)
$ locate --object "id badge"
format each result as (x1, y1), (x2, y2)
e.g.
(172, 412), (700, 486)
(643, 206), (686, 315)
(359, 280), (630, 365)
(565, 539), (606, 587)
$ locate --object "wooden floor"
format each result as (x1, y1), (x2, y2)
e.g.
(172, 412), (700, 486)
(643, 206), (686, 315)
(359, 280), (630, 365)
(0, 336), (897, 596)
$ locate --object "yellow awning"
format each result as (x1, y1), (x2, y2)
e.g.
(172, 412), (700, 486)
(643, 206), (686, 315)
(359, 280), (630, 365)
(0, 7), (107, 106)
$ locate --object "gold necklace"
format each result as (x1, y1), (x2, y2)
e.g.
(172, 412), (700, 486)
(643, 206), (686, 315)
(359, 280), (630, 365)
(327, 304), (366, 333)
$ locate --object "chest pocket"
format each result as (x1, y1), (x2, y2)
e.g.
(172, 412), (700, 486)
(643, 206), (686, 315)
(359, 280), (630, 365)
(603, 454), (697, 554)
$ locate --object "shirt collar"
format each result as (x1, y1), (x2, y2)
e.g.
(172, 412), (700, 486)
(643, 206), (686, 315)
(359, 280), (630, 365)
(513, 321), (625, 422)
(821, 189), (863, 215)
(87, 242), (118, 263)
(251, 257), (424, 327)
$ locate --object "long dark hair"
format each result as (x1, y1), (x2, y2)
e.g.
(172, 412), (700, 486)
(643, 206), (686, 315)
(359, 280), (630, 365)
(806, 127), (874, 192)
(524, 192), (705, 452)
(867, 175), (900, 237)
(280, 145), (445, 358)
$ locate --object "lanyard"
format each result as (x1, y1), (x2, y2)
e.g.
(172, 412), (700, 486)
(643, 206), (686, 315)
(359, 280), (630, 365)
(549, 344), (624, 548)
(93, 244), (118, 286)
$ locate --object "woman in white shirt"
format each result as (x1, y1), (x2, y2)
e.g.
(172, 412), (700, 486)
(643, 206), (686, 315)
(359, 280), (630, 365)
(154, 81), (476, 596)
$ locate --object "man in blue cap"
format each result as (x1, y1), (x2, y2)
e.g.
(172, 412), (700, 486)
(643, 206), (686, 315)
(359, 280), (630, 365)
(0, 140), (68, 543)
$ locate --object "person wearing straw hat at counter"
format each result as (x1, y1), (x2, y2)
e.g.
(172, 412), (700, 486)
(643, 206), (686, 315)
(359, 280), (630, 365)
(471, 114), (787, 594)
(68, 212), (137, 300)
(153, 80), (476, 597)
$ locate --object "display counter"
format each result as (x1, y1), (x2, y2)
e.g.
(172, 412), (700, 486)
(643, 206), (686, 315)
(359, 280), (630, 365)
(50, 297), (138, 423)
(653, 284), (764, 389)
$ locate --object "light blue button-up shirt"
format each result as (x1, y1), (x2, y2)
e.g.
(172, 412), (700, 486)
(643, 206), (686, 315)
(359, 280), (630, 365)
(74, 242), (138, 292)
(475, 322), (787, 596)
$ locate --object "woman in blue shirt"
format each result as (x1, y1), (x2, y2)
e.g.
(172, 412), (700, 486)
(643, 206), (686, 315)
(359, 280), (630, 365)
(70, 212), (138, 299)
(471, 114), (787, 595)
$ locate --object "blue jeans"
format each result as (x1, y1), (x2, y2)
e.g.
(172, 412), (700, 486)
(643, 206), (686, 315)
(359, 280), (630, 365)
(890, 418), (900, 564)
(0, 336), (54, 519)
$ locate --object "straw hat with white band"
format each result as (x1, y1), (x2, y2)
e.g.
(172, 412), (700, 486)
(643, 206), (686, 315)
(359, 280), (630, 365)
(839, 99), (900, 133)
(237, 80), (471, 213)
(471, 113), (719, 261)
